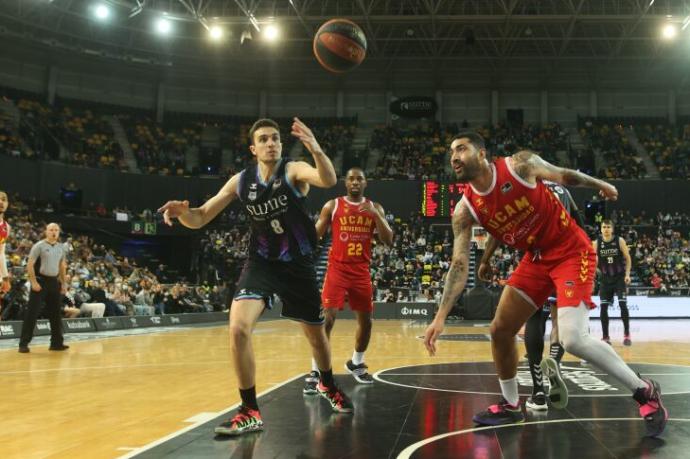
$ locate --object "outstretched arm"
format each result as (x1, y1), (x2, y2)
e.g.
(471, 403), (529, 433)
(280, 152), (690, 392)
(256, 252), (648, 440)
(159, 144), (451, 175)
(511, 150), (618, 201)
(315, 200), (335, 239)
(423, 202), (474, 355)
(288, 118), (337, 189)
(158, 173), (241, 229)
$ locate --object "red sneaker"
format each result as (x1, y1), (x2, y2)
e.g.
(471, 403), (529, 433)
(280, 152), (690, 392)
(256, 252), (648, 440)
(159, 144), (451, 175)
(214, 405), (263, 436)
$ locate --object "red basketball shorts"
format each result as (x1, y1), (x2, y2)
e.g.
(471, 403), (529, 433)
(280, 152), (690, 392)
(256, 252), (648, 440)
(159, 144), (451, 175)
(321, 262), (373, 312)
(507, 240), (596, 310)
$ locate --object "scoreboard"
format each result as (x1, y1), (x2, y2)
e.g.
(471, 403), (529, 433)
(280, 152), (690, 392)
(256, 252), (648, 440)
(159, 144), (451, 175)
(421, 181), (466, 217)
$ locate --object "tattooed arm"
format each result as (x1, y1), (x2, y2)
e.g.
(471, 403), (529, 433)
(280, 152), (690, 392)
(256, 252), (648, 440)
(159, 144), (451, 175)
(423, 201), (474, 355)
(510, 150), (618, 201)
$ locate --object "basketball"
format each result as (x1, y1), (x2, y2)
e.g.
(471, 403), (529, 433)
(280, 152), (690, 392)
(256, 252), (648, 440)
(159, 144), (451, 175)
(313, 19), (367, 73)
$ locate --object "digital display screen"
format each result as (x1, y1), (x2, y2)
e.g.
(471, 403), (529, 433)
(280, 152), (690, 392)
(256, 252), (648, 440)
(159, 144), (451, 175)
(421, 181), (466, 217)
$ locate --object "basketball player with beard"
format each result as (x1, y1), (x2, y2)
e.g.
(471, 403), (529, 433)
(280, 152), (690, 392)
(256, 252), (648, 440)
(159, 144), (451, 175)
(303, 167), (393, 393)
(424, 131), (667, 437)
(159, 118), (353, 437)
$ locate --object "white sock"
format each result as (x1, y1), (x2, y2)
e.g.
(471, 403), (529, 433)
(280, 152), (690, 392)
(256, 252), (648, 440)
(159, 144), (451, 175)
(352, 351), (365, 365)
(311, 358), (319, 373)
(499, 377), (520, 406)
(558, 303), (645, 391)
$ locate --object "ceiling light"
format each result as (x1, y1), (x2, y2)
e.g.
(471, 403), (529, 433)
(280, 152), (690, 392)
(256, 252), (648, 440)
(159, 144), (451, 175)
(93, 4), (110, 20)
(209, 25), (223, 40)
(661, 24), (677, 40)
(156, 18), (172, 35)
(263, 24), (279, 41)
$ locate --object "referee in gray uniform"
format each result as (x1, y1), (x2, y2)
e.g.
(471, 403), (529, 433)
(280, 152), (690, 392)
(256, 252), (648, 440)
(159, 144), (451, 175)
(19, 223), (69, 353)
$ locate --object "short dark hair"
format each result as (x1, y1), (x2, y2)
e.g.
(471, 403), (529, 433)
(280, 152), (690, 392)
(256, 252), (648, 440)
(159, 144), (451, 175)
(601, 219), (614, 227)
(248, 118), (280, 145)
(346, 167), (365, 178)
(451, 130), (487, 152)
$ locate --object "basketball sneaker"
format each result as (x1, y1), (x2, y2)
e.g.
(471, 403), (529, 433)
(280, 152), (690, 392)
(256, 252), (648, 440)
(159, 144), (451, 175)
(214, 405), (263, 436)
(317, 382), (354, 413)
(472, 398), (524, 426)
(623, 334), (632, 346)
(345, 360), (374, 384)
(541, 356), (569, 409)
(303, 371), (319, 395)
(633, 379), (668, 437)
(525, 392), (548, 411)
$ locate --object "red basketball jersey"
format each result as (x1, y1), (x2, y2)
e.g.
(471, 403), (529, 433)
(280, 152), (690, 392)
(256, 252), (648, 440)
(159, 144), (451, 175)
(0, 220), (8, 245)
(328, 197), (376, 264)
(462, 157), (588, 253)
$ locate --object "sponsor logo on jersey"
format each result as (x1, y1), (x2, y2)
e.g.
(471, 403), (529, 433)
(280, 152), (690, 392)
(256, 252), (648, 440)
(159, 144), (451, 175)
(500, 182), (513, 194)
(272, 178), (282, 190)
(248, 191), (257, 201)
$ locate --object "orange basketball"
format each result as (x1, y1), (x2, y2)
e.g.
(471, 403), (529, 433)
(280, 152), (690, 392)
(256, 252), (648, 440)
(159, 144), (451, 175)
(313, 19), (367, 73)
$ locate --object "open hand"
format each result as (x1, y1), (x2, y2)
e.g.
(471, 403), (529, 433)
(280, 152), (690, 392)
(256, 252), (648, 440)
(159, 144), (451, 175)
(291, 117), (322, 155)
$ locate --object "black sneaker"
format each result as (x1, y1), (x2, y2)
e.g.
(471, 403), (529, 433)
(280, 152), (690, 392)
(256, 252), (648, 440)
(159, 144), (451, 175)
(18, 346), (30, 353)
(472, 398), (524, 426)
(317, 382), (354, 413)
(345, 360), (374, 384)
(214, 405), (263, 436)
(49, 345), (70, 351)
(303, 371), (319, 395)
(525, 392), (548, 411)
(541, 357), (568, 409)
(633, 379), (668, 437)
(623, 335), (632, 346)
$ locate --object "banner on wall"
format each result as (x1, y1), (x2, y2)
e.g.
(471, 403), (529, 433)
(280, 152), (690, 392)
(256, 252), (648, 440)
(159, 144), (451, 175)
(589, 295), (690, 318)
(389, 96), (438, 119)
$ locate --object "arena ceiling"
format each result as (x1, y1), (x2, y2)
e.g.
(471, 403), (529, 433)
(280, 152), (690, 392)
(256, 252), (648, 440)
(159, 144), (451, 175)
(1, 0), (690, 88)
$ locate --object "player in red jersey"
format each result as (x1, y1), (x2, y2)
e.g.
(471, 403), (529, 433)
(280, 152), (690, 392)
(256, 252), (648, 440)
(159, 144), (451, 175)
(0, 191), (11, 295)
(304, 168), (393, 393)
(424, 132), (667, 437)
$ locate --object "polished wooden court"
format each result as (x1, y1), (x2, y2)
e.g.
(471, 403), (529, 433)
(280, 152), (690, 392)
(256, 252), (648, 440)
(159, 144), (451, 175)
(2, 318), (689, 458)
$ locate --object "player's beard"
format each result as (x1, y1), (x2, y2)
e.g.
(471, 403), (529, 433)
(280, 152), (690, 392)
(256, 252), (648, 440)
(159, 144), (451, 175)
(454, 157), (481, 182)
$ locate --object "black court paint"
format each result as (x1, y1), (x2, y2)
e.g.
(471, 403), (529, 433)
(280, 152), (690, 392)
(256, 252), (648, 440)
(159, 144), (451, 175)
(129, 362), (690, 458)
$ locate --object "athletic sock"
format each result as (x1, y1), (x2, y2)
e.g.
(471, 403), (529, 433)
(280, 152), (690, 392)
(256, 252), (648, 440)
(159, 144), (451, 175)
(352, 351), (365, 365)
(239, 386), (259, 411)
(549, 343), (565, 363)
(320, 368), (335, 388)
(499, 377), (520, 406)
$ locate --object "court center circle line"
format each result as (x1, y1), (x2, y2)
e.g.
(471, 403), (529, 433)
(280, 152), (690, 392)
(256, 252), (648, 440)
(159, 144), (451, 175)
(372, 362), (690, 397)
(397, 418), (690, 459)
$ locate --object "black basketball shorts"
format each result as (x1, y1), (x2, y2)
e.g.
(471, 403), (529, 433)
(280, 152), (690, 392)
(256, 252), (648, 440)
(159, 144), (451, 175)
(233, 256), (324, 325)
(599, 276), (627, 304)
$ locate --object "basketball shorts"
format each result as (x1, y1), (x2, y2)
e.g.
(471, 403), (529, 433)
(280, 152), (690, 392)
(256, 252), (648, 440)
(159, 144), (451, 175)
(599, 276), (627, 303)
(233, 256), (324, 324)
(507, 243), (597, 310)
(321, 262), (373, 313)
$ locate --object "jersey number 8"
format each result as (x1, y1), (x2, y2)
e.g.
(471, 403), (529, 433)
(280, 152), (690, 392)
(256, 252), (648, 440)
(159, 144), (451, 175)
(270, 219), (285, 234)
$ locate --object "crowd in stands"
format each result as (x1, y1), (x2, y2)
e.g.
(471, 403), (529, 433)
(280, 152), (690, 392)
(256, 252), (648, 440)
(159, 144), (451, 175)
(0, 194), (227, 321)
(580, 118), (647, 179)
(635, 123), (690, 179)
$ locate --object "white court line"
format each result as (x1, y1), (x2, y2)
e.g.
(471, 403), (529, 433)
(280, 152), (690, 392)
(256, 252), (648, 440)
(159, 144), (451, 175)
(381, 372), (690, 377)
(396, 418), (690, 459)
(115, 373), (305, 459)
(373, 361), (690, 397)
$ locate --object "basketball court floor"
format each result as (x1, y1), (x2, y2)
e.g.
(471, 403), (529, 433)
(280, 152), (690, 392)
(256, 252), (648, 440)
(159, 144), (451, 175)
(1, 318), (689, 458)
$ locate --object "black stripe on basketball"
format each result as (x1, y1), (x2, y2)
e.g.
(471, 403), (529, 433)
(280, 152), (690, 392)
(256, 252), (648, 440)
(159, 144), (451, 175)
(314, 40), (362, 73)
(318, 19), (367, 50)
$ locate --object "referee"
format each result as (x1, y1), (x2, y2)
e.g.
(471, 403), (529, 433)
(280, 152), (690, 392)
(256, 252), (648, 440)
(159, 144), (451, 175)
(18, 223), (69, 353)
